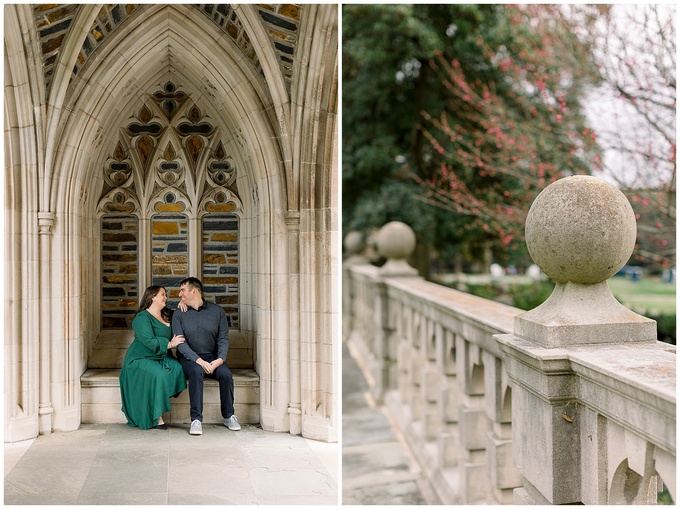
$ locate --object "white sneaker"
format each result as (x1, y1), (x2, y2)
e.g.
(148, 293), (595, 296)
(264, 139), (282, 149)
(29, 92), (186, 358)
(189, 419), (202, 435)
(224, 415), (241, 431)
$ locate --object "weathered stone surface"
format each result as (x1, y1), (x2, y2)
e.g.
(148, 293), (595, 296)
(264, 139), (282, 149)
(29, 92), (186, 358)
(517, 176), (655, 347)
(152, 221), (179, 235)
(497, 332), (676, 504)
(204, 253), (227, 264)
(525, 176), (636, 285)
(515, 281), (656, 347)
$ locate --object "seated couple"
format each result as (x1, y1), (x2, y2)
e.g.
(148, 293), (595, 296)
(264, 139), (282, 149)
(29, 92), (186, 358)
(119, 277), (240, 434)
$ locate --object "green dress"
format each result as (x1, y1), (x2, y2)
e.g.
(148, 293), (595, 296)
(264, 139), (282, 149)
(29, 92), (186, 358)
(120, 309), (186, 429)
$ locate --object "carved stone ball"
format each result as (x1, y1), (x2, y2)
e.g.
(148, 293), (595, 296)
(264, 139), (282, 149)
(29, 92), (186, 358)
(525, 176), (637, 285)
(376, 221), (416, 260)
(344, 231), (365, 255)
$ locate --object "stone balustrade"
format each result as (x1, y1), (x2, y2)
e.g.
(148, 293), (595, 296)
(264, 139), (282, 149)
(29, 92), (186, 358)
(342, 176), (676, 505)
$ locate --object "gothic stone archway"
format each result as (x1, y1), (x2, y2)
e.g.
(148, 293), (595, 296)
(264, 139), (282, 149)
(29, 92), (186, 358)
(4, 3), (338, 442)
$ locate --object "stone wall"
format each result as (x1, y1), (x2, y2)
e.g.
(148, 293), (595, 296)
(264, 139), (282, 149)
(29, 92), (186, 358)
(101, 215), (138, 328)
(151, 213), (189, 296)
(202, 214), (240, 328)
(100, 213), (241, 329)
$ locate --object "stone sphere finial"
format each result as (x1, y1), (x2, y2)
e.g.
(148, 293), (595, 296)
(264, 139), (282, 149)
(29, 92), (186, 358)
(525, 176), (636, 285)
(343, 231), (369, 266)
(516, 176), (655, 347)
(344, 231), (365, 255)
(376, 221), (418, 276)
(377, 221), (415, 259)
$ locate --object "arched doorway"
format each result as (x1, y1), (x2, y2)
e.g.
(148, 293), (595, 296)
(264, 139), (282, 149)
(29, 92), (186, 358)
(4, 3), (338, 442)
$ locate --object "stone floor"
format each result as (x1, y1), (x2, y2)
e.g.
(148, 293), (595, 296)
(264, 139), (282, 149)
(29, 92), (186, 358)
(342, 340), (429, 505)
(4, 422), (337, 505)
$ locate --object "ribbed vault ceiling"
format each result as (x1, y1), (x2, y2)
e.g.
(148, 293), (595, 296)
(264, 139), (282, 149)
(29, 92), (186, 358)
(33, 4), (301, 95)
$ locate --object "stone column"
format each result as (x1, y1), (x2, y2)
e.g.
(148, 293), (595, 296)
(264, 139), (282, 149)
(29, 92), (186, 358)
(284, 211), (302, 435)
(188, 217), (201, 278)
(496, 176), (656, 504)
(38, 211), (55, 435)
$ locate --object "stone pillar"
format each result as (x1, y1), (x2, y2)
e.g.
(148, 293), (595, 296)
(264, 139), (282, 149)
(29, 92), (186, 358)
(188, 217), (201, 278)
(284, 211), (302, 435)
(138, 218), (151, 288)
(375, 221), (420, 402)
(496, 176), (656, 504)
(38, 211), (55, 435)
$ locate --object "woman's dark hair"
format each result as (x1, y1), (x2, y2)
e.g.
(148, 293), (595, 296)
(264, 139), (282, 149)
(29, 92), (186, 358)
(136, 285), (173, 321)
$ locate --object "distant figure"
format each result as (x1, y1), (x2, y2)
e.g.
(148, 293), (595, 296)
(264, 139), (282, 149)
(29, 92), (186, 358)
(120, 286), (186, 430)
(628, 267), (643, 282)
(662, 267), (675, 283)
(173, 277), (240, 435)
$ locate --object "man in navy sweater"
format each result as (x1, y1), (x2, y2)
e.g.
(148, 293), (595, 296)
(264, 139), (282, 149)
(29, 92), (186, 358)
(172, 277), (240, 435)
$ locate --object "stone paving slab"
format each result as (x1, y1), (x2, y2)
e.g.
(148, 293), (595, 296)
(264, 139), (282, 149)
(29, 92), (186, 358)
(342, 340), (428, 505)
(4, 422), (337, 505)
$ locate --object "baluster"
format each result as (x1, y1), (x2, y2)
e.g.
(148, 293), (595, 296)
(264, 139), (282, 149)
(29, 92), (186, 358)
(422, 320), (440, 441)
(483, 351), (521, 503)
(438, 328), (461, 469)
(457, 336), (490, 503)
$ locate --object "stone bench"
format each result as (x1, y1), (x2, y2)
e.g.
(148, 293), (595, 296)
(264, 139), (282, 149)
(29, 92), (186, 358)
(81, 368), (260, 425)
(83, 328), (259, 425)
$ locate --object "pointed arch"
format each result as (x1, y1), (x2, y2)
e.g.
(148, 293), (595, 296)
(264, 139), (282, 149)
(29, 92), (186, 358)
(5, 3), (337, 442)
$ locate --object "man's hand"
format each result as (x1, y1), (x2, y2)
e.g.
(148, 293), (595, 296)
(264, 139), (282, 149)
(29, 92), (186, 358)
(209, 358), (224, 371)
(196, 358), (213, 374)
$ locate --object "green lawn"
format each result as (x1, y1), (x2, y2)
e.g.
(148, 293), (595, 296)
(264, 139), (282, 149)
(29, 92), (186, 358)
(607, 276), (676, 315)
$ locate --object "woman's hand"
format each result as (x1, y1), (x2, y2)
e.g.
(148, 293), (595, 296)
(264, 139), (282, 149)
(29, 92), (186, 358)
(178, 302), (188, 312)
(168, 334), (185, 348)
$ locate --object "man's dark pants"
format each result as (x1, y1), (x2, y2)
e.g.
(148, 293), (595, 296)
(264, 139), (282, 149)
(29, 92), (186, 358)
(178, 353), (234, 422)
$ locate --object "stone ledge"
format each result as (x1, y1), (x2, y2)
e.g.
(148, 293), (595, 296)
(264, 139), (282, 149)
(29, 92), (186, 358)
(81, 367), (260, 387)
(81, 367), (260, 424)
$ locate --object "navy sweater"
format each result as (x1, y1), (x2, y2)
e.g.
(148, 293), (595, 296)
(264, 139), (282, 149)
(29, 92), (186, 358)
(172, 299), (229, 362)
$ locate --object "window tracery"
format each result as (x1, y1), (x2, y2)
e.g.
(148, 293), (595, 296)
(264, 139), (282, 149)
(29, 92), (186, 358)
(98, 82), (242, 329)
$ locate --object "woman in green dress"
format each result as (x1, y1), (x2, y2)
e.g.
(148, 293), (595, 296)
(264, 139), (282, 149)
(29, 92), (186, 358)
(120, 285), (187, 429)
